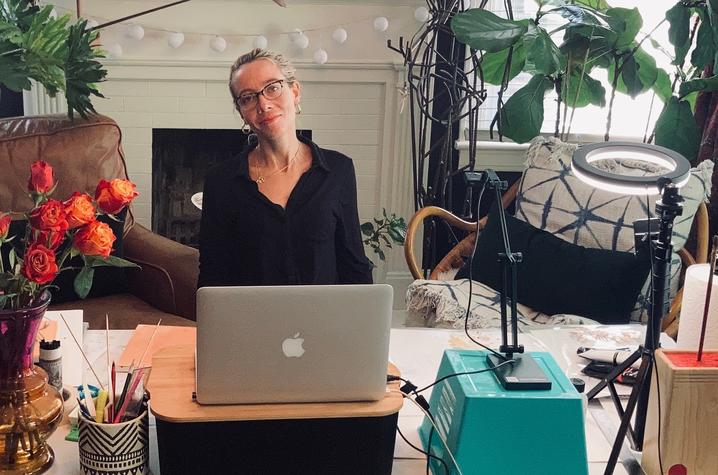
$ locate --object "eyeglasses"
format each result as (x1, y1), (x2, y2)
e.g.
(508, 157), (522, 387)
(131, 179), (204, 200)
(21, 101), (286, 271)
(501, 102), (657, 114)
(235, 79), (286, 110)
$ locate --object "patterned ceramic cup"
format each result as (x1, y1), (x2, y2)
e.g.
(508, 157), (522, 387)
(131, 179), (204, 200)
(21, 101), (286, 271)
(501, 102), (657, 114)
(78, 407), (149, 475)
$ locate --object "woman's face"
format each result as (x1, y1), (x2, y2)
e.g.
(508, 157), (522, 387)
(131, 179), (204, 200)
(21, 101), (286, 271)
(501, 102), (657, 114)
(231, 58), (300, 141)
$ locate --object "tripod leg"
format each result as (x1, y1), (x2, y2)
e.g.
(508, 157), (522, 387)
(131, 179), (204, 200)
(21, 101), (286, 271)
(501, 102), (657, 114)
(586, 349), (643, 400)
(603, 355), (652, 475)
(607, 382), (636, 447)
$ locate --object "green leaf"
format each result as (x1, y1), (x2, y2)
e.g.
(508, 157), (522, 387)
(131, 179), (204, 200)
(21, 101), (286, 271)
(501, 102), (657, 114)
(665, 4), (691, 65)
(691, 9), (716, 69)
(479, 43), (526, 85)
(8, 248), (16, 270)
(654, 97), (702, 164)
(451, 9), (528, 53)
(652, 68), (672, 103)
(524, 23), (564, 76)
(609, 47), (658, 98)
(605, 7), (642, 50)
(499, 75), (554, 144)
(562, 68), (606, 107)
(561, 25), (618, 69)
(546, 5), (603, 25)
(387, 226), (406, 245)
(85, 255), (140, 268)
(679, 75), (718, 98)
(360, 222), (374, 237)
(73, 266), (94, 299)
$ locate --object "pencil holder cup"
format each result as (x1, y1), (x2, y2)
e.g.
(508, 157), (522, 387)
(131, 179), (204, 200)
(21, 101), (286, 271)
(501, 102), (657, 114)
(78, 407), (149, 475)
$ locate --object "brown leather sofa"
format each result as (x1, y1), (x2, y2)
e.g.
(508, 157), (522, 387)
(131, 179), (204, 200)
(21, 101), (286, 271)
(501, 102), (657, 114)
(0, 114), (197, 329)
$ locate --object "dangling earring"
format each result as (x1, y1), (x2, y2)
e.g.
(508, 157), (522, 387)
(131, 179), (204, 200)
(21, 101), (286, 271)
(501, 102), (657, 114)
(241, 120), (251, 135)
(295, 103), (302, 115)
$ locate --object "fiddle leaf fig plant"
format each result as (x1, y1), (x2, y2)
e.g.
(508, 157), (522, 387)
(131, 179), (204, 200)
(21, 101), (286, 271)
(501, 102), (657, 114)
(361, 209), (407, 268)
(0, 0), (106, 118)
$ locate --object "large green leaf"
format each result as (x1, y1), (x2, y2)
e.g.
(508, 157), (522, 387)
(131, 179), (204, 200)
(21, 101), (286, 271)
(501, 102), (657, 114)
(499, 75), (554, 143)
(451, 9), (528, 53)
(574, 0), (611, 10)
(605, 7), (642, 50)
(479, 43), (526, 85)
(562, 68), (606, 107)
(546, 5), (602, 25)
(0, 55), (32, 91)
(609, 47), (658, 98)
(64, 20), (106, 119)
(654, 97), (701, 164)
(561, 24), (618, 69)
(73, 266), (95, 299)
(666, 4), (691, 65)
(652, 68), (672, 103)
(524, 23), (563, 76)
(691, 9), (716, 69)
(679, 75), (718, 98)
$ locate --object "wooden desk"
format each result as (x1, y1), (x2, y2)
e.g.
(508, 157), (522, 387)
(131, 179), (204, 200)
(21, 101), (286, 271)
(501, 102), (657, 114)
(147, 345), (403, 475)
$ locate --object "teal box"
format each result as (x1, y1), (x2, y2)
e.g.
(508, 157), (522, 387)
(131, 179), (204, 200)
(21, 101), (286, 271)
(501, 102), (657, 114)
(418, 350), (588, 475)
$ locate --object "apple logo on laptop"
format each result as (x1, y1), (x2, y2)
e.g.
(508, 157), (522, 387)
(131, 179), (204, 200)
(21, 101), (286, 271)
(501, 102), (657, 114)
(282, 333), (305, 358)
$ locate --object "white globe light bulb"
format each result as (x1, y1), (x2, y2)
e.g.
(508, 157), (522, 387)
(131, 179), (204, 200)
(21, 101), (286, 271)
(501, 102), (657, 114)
(126, 24), (145, 40)
(373, 17), (389, 32)
(332, 28), (347, 44)
(253, 35), (268, 49)
(313, 48), (328, 65)
(289, 29), (303, 43)
(295, 34), (309, 49)
(84, 19), (99, 30)
(168, 32), (185, 49)
(106, 43), (123, 59)
(414, 7), (430, 23)
(210, 36), (227, 52)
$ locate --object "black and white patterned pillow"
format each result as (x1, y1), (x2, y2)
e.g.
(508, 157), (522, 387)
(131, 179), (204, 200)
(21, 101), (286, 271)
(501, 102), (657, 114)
(514, 136), (712, 322)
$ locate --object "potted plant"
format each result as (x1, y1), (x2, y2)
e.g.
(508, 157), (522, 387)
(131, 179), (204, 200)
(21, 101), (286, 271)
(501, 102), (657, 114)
(0, 0), (106, 118)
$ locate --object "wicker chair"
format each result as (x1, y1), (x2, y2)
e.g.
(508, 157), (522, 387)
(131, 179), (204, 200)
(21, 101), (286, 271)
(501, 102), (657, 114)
(404, 181), (710, 338)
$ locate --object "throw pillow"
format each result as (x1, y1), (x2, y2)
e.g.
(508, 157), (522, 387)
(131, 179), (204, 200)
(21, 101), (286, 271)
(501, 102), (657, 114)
(514, 136), (712, 321)
(457, 205), (651, 324)
(1, 209), (129, 303)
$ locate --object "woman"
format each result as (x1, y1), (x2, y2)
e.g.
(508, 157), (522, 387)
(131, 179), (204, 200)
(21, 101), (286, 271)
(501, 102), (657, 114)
(198, 49), (373, 287)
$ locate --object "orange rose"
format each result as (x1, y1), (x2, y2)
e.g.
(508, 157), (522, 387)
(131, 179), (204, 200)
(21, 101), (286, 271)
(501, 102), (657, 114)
(95, 179), (139, 214)
(21, 243), (58, 285)
(73, 221), (116, 258)
(0, 214), (10, 240)
(28, 160), (55, 194)
(28, 199), (69, 234)
(64, 192), (96, 229)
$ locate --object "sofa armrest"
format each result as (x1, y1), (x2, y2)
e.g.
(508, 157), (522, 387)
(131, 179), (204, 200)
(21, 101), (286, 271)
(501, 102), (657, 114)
(123, 224), (199, 321)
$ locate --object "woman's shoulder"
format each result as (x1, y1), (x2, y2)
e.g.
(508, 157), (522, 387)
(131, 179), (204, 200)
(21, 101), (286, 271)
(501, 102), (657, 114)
(312, 143), (355, 172)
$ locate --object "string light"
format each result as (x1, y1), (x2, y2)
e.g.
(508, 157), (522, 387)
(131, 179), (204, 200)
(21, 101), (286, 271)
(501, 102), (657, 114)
(253, 35), (268, 49)
(105, 43), (123, 59)
(125, 24), (145, 40)
(373, 17), (389, 32)
(313, 48), (328, 65)
(168, 31), (185, 49)
(294, 33), (309, 49)
(414, 7), (430, 22)
(332, 27), (347, 44)
(210, 36), (227, 52)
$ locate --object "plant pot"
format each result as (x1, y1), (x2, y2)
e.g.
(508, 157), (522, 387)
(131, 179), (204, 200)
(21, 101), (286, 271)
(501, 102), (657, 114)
(0, 291), (64, 474)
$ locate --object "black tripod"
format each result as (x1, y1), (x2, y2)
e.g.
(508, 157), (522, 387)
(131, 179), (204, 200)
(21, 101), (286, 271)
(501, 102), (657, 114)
(585, 181), (683, 475)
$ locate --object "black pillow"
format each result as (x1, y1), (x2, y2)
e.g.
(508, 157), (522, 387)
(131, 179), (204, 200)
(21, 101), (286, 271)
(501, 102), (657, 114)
(456, 205), (651, 324)
(2, 208), (128, 303)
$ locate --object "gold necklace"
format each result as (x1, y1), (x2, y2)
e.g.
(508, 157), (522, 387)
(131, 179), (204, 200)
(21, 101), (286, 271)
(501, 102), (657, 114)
(253, 143), (301, 184)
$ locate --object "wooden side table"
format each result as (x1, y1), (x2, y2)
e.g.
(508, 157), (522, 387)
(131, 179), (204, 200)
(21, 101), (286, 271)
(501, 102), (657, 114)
(147, 345), (403, 475)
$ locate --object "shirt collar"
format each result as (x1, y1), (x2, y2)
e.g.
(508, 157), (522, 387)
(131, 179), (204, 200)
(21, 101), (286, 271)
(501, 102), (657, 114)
(233, 133), (330, 179)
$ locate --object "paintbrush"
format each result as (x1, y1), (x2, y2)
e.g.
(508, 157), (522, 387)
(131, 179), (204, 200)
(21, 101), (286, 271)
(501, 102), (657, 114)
(60, 313), (105, 390)
(138, 319), (162, 368)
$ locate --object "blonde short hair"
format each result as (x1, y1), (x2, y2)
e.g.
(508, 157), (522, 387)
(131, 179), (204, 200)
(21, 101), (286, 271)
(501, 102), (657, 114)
(228, 48), (297, 103)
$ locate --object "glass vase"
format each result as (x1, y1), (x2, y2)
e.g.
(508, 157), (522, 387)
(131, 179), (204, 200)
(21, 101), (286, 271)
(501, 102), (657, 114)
(0, 291), (64, 474)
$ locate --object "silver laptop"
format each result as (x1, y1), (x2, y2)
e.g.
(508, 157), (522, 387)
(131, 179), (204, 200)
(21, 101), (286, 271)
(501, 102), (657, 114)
(195, 284), (393, 405)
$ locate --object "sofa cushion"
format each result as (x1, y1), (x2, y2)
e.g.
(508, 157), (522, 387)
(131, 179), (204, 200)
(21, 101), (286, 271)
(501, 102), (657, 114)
(457, 205), (651, 323)
(514, 136), (712, 321)
(50, 293), (195, 329)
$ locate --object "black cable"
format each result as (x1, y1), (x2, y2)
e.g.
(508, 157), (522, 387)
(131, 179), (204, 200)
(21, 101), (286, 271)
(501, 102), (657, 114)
(463, 182), (506, 360)
(396, 425), (450, 475)
(414, 358), (515, 394)
(645, 194), (665, 475)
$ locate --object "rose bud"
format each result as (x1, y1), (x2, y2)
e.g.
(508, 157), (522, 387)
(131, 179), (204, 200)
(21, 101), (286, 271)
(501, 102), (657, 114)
(0, 214), (10, 240)
(28, 199), (69, 234)
(73, 221), (116, 258)
(28, 160), (55, 194)
(21, 243), (59, 285)
(95, 179), (139, 214)
(64, 192), (96, 229)
(35, 229), (65, 250)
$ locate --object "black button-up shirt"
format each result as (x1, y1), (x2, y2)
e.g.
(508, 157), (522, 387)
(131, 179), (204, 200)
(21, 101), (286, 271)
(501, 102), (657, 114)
(198, 135), (373, 287)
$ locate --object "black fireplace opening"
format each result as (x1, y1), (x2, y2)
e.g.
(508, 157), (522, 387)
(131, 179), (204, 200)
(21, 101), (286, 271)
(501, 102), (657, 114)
(152, 128), (312, 247)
